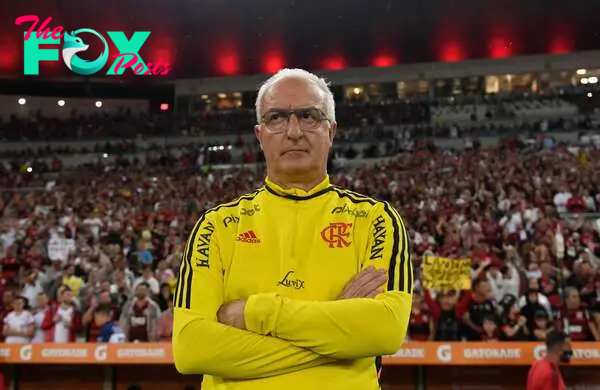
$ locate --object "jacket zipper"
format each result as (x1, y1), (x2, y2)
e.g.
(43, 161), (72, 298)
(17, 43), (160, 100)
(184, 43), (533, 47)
(290, 200), (299, 259)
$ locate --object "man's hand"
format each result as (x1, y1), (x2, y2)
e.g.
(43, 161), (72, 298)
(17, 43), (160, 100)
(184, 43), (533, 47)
(217, 299), (247, 330)
(338, 266), (387, 299)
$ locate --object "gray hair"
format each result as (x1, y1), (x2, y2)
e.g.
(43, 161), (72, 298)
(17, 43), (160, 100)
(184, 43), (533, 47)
(255, 68), (336, 123)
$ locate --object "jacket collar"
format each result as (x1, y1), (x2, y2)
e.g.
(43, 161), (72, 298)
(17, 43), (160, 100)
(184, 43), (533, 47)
(264, 176), (332, 200)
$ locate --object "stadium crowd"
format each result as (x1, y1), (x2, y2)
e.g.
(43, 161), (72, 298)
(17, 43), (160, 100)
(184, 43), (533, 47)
(0, 94), (600, 346)
(3, 87), (598, 143)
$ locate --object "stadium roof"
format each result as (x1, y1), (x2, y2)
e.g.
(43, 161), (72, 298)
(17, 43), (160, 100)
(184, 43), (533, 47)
(2, 0), (600, 79)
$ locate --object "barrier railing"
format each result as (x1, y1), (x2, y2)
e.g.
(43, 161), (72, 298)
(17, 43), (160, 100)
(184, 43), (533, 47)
(0, 341), (598, 365)
(1, 342), (599, 390)
(385, 341), (600, 366)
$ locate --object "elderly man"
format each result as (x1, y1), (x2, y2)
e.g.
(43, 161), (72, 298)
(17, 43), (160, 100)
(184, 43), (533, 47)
(172, 68), (412, 390)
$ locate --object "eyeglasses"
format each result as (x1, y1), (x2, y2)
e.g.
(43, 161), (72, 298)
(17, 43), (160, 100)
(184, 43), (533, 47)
(260, 108), (331, 133)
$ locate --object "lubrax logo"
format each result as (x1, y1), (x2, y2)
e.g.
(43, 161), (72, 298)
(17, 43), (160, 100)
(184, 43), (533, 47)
(331, 204), (368, 218)
(241, 204), (261, 216)
(277, 271), (305, 290)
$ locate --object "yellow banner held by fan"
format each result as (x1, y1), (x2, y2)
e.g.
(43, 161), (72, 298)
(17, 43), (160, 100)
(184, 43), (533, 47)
(422, 256), (472, 291)
(578, 150), (588, 167)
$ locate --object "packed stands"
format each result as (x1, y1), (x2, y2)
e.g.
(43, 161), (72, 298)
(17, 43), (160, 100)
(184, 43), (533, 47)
(1, 123), (600, 343)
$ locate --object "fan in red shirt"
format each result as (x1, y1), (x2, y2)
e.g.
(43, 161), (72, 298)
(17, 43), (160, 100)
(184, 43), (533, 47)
(424, 290), (461, 341)
(41, 286), (82, 342)
(539, 261), (562, 310)
(526, 330), (571, 390)
(470, 240), (501, 272)
(82, 290), (119, 342)
(0, 246), (19, 281)
(556, 287), (600, 341)
(565, 194), (587, 213)
(457, 279), (497, 340)
(0, 290), (15, 342)
(408, 293), (432, 341)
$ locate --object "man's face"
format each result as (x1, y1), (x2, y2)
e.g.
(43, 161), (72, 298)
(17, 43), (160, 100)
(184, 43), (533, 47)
(528, 278), (539, 290)
(566, 290), (580, 308)
(255, 77), (336, 180)
(412, 293), (422, 308)
(136, 285), (148, 300)
(478, 281), (492, 298)
(580, 262), (591, 276)
(62, 290), (73, 304)
(100, 281), (111, 291)
(550, 338), (573, 362)
(99, 291), (111, 305)
(114, 271), (124, 283)
(2, 291), (13, 306)
(12, 298), (24, 312)
(535, 317), (548, 329)
(483, 319), (497, 334)
(36, 293), (48, 308)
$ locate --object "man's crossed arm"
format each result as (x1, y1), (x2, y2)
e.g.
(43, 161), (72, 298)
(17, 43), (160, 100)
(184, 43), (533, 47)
(218, 266), (405, 359)
(172, 202), (412, 378)
(218, 203), (412, 359)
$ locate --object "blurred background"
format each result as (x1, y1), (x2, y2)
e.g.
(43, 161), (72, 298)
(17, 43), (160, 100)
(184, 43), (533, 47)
(1, 0), (600, 389)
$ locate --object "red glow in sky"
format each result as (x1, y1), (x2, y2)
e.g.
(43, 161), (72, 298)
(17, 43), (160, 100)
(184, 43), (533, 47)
(321, 55), (346, 70)
(488, 36), (513, 59)
(263, 50), (285, 74)
(439, 42), (465, 62)
(216, 50), (239, 76)
(0, 54), (15, 71)
(0, 39), (17, 71)
(372, 53), (398, 67)
(152, 36), (176, 66)
(548, 35), (573, 54)
(0, 51), (16, 71)
(153, 48), (175, 69)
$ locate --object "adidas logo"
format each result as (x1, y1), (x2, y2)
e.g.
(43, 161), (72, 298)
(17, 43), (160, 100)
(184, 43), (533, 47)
(236, 230), (261, 244)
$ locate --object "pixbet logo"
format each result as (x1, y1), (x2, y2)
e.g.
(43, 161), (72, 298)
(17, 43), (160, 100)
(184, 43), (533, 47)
(15, 15), (172, 76)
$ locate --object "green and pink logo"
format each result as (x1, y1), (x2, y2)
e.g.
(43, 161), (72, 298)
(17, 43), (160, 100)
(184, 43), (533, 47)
(15, 15), (172, 76)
